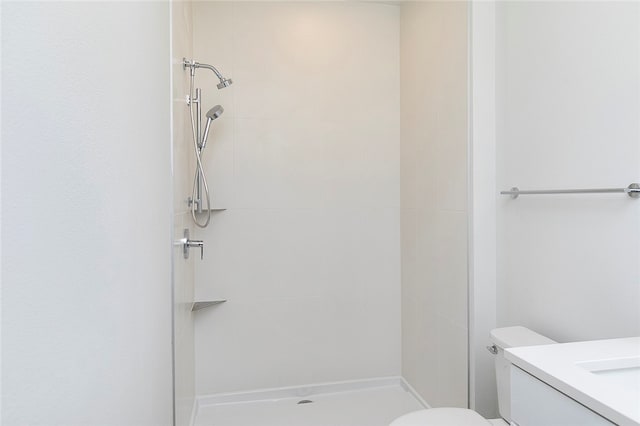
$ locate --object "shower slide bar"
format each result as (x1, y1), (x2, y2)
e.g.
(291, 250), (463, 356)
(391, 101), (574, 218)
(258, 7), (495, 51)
(501, 183), (640, 199)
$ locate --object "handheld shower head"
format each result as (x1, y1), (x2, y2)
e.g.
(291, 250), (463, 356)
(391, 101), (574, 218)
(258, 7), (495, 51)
(206, 105), (224, 121)
(201, 105), (224, 149)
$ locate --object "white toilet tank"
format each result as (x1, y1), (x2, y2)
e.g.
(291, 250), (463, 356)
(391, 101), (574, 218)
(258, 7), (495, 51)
(490, 326), (556, 423)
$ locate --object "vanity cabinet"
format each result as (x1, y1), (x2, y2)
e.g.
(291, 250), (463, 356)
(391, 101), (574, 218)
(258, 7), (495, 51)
(510, 366), (615, 426)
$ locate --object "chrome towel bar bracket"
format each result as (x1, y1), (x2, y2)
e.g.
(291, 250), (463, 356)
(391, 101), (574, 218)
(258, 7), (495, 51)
(501, 183), (640, 199)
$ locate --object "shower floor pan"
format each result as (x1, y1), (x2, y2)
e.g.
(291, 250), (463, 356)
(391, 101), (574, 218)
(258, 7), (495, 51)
(193, 377), (425, 426)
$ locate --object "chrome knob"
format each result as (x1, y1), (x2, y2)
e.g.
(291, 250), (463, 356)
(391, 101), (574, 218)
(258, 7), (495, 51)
(487, 344), (498, 355)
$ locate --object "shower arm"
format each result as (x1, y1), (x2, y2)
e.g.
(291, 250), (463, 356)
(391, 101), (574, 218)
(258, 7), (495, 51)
(182, 59), (225, 81)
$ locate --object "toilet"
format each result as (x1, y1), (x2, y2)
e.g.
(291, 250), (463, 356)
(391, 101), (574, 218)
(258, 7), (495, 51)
(390, 326), (557, 426)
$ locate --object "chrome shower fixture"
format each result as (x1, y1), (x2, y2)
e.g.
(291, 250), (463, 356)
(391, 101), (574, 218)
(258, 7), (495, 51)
(202, 105), (224, 150)
(183, 58), (233, 90)
(183, 58), (233, 228)
(206, 105), (224, 120)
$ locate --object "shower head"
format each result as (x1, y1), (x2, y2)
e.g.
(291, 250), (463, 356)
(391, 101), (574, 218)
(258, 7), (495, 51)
(206, 105), (224, 121)
(217, 78), (233, 89)
(201, 105), (224, 150)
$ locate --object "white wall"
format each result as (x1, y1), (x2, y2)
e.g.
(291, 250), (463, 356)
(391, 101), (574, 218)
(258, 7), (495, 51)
(400, 1), (469, 408)
(2, 3), (173, 425)
(171, 1), (196, 425)
(191, 1), (401, 395)
(469, 1), (498, 418)
(496, 2), (640, 343)
(0, 2), (4, 421)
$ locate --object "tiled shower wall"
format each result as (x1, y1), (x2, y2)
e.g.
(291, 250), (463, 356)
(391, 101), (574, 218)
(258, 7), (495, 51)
(400, 1), (469, 408)
(190, 1), (402, 395)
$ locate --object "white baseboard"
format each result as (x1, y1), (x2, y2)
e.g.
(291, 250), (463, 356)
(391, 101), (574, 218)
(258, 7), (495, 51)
(197, 376), (424, 408)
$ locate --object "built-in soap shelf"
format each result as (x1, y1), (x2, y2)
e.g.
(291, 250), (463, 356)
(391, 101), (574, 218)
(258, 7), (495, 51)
(194, 208), (227, 213)
(192, 300), (227, 312)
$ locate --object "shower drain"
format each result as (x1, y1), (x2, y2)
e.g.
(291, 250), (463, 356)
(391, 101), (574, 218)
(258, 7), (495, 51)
(297, 399), (314, 404)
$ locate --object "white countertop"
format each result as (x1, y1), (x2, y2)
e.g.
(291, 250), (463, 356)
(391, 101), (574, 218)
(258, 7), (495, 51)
(506, 337), (640, 426)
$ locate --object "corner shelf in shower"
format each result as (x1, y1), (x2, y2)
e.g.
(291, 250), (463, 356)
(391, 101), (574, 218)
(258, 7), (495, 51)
(192, 300), (227, 312)
(194, 208), (227, 213)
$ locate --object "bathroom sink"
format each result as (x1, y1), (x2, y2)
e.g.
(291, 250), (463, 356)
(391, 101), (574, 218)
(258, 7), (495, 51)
(577, 356), (640, 393)
(506, 337), (640, 426)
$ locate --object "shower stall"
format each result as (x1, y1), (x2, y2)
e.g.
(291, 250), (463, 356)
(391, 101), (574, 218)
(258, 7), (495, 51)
(171, 2), (470, 425)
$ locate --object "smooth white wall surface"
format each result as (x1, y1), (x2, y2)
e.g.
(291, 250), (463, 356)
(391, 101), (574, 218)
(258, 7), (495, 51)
(171, 1), (196, 425)
(496, 2), (640, 343)
(2, 3), (173, 425)
(400, 1), (469, 408)
(0, 2), (4, 421)
(192, 1), (401, 395)
(469, 0), (498, 418)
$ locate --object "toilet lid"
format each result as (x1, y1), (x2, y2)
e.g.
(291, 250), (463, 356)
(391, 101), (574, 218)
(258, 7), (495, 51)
(390, 408), (491, 426)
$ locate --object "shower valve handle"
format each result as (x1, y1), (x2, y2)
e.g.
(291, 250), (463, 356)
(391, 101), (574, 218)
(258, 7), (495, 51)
(182, 229), (204, 260)
(188, 239), (204, 260)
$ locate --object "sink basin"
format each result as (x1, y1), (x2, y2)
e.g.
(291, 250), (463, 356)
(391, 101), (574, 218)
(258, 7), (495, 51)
(577, 356), (640, 393)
